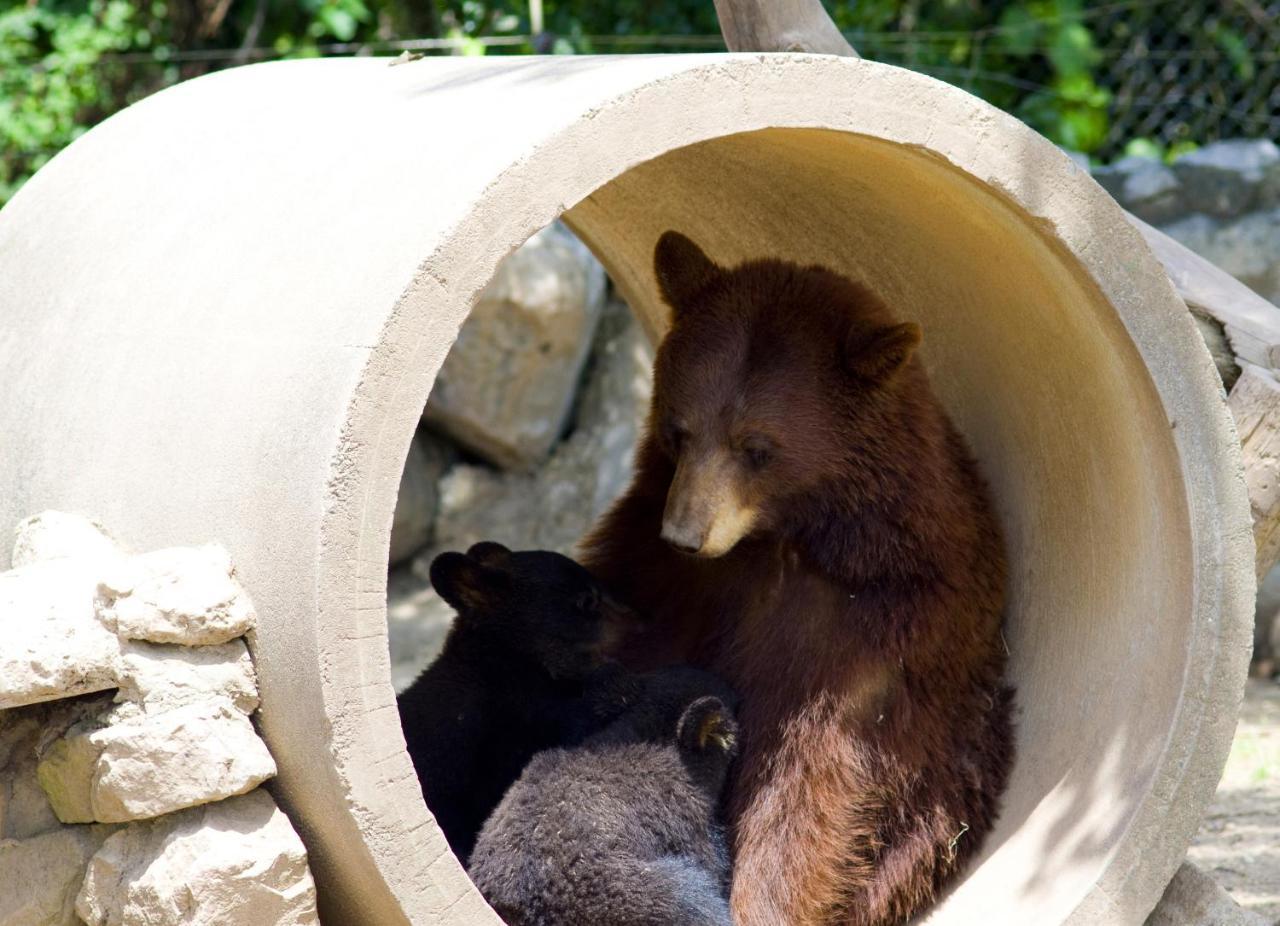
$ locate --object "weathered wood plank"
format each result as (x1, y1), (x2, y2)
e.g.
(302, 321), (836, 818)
(711, 0), (858, 56)
(1229, 365), (1280, 580)
(1131, 218), (1280, 373)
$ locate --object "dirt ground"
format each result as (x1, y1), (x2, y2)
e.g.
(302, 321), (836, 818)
(1187, 678), (1280, 923)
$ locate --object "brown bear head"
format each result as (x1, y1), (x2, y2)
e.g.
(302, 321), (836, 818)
(648, 230), (923, 559)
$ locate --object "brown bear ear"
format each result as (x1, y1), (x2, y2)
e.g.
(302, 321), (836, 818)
(429, 551), (508, 613)
(653, 230), (721, 317)
(844, 321), (923, 385)
(466, 541), (512, 569)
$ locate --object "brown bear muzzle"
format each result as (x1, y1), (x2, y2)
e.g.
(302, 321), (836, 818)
(661, 450), (759, 558)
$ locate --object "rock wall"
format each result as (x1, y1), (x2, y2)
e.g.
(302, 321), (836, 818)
(0, 512), (318, 926)
(1093, 139), (1280, 311)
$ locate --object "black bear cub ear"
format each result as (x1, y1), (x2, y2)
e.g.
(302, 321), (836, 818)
(844, 321), (923, 385)
(676, 696), (739, 757)
(654, 231), (721, 318)
(466, 541), (513, 569)
(430, 551), (508, 613)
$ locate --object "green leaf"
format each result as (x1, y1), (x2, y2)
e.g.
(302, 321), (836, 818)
(1047, 22), (1099, 77)
(996, 7), (1040, 58)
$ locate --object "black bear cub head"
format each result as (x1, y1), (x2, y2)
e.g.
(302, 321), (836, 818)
(429, 541), (636, 680)
(588, 665), (740, 795)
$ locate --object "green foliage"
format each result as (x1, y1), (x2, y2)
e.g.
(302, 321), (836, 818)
(0, 0), (155, 203)
(0, 0), (1255, 207)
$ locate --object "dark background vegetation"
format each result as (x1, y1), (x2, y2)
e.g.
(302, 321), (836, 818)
(2, 0), (1277, 205)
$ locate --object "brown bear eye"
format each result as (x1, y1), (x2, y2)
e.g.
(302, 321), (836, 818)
(742, 439), (773, 470)
(662, 421), (688, 453)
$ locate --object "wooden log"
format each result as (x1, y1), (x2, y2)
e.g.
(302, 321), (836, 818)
(711, 0), (858, 56)
(1229, 365), (1280, 580)
(1132, 218), (1280, 374)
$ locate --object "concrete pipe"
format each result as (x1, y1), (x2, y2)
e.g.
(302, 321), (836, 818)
(0, 54), (1253, 925)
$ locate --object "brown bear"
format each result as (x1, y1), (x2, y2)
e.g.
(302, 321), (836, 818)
(579, 231), (1015, 926)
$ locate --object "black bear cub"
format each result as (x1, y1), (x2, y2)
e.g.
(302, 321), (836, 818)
(468, 666), (740, 926)
(396, 541), (636, 862)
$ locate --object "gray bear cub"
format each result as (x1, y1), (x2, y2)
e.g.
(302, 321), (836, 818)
(468, 666), (739, 926)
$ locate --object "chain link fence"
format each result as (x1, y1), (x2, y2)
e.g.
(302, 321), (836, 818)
(1092, 0), (1279, 158)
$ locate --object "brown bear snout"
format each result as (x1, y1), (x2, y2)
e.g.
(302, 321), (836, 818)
(661, 450), (759, 557)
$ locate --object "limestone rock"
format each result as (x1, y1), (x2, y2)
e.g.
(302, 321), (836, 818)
(423, 222), (606, 470)
(114, 638), (259, 717)
(1173, 140), (1280, 217)
(76, 789), (318, 926)
(1093, 156), (1184, 225)
(0, 826), (116, 926)
(1, 695), (114, 841)
(96, 544), (256, 645)
(11, 511), (122, 570)
(426, 299), (653, 557)
(0, 560), (123, 710)
(1145, 861), (1268, 926)
(37, 698), (276, 824)
(390, 429), (451, 566)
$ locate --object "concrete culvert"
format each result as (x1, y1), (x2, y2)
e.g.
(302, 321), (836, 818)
(0, 54), (1253, 926)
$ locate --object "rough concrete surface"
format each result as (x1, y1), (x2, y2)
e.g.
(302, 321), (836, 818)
(0, 55), (1253, 926)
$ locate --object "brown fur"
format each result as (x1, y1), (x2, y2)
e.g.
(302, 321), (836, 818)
(579, 232), (1015, 926)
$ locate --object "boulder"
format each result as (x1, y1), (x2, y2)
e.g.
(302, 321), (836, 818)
(1, 695), (114, 841)
(96, 544), (256, 646)
(0, 560), (123, 710)
(426, 299), (653, 557)
(389, 429), (451, 566)
(1173, 140), (1280, 218)
(0, 826), (116, 926)
(11, 511), (123, 570)
(1093, 156), (1185, 225)
(76, 789), (318, 926)
(423, 222), (606, 470)
(37, 698), (276, 824)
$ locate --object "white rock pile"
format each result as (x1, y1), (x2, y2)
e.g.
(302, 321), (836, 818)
(0, 511), (317, 926)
